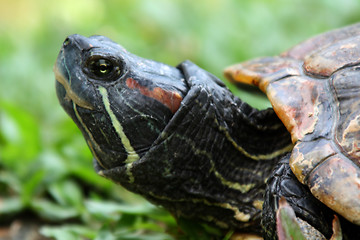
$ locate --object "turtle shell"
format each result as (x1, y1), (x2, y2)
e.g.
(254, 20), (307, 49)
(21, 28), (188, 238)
(224, 23), (360, 225)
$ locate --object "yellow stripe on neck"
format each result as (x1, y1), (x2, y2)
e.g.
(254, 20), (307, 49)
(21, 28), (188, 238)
(98, 86), (140, 164)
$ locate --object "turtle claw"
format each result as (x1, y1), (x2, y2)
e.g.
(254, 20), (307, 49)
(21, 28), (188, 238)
(276, 197), (345, 240)
(330, 215), (342, 240)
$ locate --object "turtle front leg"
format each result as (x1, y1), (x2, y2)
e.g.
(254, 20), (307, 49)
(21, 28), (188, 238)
(263, 154), (360, 239)
(262, 154), (333, 239)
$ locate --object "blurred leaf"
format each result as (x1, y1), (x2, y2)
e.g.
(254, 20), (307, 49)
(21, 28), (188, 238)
(48, 179), (84, 208)
(228, 232), (263, 240)
(35, 151), (68, 182)
(0, 170), (22, 194)
(95, 224), (176, 240)
(177, 217), (222, 240)
(40, 224), (96, 240)
(0, 101), (41, 175)
(276, 197), (306, 240)
(222, 230), (234, 240)
(112, 232), (175, 240)
(68, 164), (115, 197)
(85, 199), (173, 223)
(94, 228), (117, 240)
(330, 215), (342, 240)
(21, 169), (46, 206)
(31, 199), (79, 221)
(0, 197), (24, 215)
(86, 200), (159, 215)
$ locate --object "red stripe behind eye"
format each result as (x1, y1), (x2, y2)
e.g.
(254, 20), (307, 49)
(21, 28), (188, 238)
(126, 78), (183, 113)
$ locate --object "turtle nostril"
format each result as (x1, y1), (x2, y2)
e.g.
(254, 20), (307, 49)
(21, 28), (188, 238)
(63, 37), (71, 47)
(66, 34), (93, 51)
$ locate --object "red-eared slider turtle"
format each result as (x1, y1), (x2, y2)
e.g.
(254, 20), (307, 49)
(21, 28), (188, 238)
(54, 24), (360, 239)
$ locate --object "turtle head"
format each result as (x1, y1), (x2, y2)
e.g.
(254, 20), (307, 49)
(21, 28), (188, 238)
(55, 34), (188, 170)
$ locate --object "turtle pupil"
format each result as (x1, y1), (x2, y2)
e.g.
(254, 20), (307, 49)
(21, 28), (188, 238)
(89, 58), (114, 77)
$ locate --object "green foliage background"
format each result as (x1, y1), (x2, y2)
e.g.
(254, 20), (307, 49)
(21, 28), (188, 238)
(1, 0), (360, 239)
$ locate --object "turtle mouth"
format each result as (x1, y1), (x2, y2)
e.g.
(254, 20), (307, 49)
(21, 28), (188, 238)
(54, 51), (94, 111)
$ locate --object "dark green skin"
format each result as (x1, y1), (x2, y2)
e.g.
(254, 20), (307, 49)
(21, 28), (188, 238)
(262, 154), (334, 239)
(55, 35), (293, 233)
(263, 155), (360, 240)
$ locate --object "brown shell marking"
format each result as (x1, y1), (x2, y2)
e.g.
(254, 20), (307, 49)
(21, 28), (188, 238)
(332, 67), (360, 164)
(224, 57), (301, 93)
(290, 138), (360, 225)
(304, 35), (360, 77)
(290, 139), (336, 184)
(283, 23), (360, 60)
(266, 77), (326, 143)
(307, 154), (360, 225)
(340, 115), (360, 161)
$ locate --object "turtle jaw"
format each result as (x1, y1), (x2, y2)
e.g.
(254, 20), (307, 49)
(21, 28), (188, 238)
(54, 44), (95, 112)
(54, 53), (93, 127)
(54, 63), (94, 111)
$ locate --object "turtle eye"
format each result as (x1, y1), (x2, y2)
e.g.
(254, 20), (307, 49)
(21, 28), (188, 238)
(88, 58), (114, 77)
(85, 56), (122, 81)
